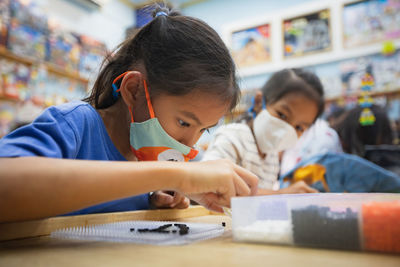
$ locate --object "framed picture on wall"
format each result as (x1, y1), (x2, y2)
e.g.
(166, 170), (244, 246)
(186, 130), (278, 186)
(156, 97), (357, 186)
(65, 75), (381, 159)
(343, 0), (400, 48)
(231, 23), (272, 69)
(283, 9), (332, 58)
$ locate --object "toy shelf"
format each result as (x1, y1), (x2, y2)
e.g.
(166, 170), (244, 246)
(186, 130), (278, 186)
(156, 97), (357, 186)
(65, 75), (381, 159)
(325, 88), (400, 104)
(226, 88), (400, 121)
(0, 95), (19, 102)
(0, 46), (89, 85)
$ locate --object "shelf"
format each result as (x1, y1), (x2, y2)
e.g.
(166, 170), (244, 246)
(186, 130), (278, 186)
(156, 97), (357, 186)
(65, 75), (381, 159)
(325, 88), (400, 104)
(45, 62), (88, 84)
(0, 95), (20, 102)
(0, 46), (89, 84)
(225, 89), (400, 118)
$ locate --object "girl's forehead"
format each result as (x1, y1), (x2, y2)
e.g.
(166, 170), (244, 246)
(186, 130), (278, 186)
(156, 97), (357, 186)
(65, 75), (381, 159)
(277, 91), (308, 101)
(158, 90), (230, 109)
(272, 92), (315, 106)
(273, 94), (318, 120)
(153, 91), (231, 121)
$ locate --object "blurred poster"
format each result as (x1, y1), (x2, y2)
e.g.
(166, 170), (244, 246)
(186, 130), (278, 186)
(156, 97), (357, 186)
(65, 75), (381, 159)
(231, 23), (271, 68)
(283, 9), (331, 58)
(343, 0), (400, 48)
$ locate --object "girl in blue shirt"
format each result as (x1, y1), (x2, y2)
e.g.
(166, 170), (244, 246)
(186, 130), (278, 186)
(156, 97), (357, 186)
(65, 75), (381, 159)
(0, 6), (258, 223)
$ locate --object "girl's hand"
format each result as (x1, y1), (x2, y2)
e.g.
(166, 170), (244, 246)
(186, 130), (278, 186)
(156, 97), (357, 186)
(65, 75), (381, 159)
(177, 159), (259, 212)
(279, 181), (319, 194)
(188, 193), (227, 213)
(149, 191), (190, 209)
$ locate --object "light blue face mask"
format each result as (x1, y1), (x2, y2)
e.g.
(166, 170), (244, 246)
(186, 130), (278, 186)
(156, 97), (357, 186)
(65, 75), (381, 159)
(112, 72), (198, 162)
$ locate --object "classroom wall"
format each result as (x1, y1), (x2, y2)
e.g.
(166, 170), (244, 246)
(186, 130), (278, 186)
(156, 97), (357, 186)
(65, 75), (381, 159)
(182, 0), (314, 35)
(182, 0), (400, 131)
(42, 0), (313, 90)
(182, 0), (317, 91)
(34, 0), (332, 90)
(183, 0), (398, 96)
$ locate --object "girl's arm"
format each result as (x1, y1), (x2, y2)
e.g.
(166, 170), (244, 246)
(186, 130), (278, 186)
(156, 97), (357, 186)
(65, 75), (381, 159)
(0, 157), (258, 222)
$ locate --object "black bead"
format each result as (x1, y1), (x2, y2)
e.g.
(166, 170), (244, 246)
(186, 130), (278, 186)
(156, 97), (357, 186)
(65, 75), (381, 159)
(291, 205), (360, 250)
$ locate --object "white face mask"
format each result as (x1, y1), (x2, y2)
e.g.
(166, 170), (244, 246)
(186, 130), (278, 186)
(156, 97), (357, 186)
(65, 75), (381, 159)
(253, 109), (298, 153)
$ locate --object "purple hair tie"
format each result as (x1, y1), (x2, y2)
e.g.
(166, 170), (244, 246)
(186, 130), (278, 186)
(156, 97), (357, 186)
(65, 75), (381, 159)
(155, 11), (167, 18)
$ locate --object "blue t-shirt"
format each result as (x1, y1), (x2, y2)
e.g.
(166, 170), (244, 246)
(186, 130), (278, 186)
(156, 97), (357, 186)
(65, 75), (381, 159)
(0, 101), (149, 214)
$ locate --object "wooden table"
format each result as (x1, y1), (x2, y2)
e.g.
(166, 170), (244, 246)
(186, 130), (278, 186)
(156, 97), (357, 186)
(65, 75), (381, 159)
(0, 206), (399, 267)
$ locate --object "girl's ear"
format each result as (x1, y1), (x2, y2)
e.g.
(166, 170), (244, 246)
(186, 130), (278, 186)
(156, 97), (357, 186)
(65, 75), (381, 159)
(253, 90), (264, 114)
(254, 90), (263, 105)
(119, 71), (144, 109)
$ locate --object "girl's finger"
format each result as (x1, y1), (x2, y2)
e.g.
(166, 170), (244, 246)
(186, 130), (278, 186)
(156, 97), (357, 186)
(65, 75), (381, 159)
(232, 172), (252, 197)
(305, 186), (319, 193)
(169, 192), (185, 207)
(232, 164), (259, 195)
(154, 192), (174, 206)
(200, 193), (225, 213)
(173, 197), (190, 209)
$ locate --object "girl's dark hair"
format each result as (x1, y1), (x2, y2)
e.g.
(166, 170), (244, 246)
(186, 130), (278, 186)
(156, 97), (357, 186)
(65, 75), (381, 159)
(84, 5), (239, 111)
(334, 104), (394, 157)
(260, 68), (325, 120)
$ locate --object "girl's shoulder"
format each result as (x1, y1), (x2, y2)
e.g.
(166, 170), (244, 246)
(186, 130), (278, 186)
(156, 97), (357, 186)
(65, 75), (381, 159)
(217, 122), (250, 131)
(213, 123), (255, 151)
(215, 123), (252, 138)
(46, 101), (101, 128)
(40, 101), (105, 145)
(50, 101), (96, 117)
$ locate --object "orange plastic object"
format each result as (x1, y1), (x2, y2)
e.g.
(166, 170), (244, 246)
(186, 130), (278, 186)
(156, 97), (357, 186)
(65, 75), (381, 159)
(288, 164), (329, 192)
(362, 201), (400, 253)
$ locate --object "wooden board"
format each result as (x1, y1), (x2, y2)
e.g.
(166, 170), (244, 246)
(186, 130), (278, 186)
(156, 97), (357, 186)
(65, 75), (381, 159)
(0, 206), (212, 241)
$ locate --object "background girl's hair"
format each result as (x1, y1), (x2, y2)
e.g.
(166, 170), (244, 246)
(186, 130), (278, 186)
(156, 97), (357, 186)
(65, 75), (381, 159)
(84, 4), (239, 111)
(334, 104), (394, 157)
(260, 68), (325, 120)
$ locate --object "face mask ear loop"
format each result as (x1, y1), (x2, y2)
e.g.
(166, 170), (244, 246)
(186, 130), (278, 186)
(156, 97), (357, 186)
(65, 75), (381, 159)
(143, 79), (155, 119)
(128, 107), (135, 123)
(112, 71), (129, 98)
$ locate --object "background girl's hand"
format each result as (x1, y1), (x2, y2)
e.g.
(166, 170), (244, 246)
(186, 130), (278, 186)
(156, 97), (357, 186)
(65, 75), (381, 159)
(279, 181), (319, 194)
(149, 191), (190, 209)
(177, 159), (259, 211)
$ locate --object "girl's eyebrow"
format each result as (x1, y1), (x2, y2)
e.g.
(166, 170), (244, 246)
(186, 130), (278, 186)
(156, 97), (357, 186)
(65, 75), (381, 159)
(280, 104), (293, 116)
(180, 111), (202, 125)
(180, 111), (218, 128)
(280, 104), (312, 128)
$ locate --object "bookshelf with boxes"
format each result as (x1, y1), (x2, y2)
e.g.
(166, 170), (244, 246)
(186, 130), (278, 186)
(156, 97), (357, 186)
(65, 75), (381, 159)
(0, 0), (108, 137)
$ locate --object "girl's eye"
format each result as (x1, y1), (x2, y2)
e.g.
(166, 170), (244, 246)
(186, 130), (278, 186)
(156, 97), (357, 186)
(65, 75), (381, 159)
(178, 119), (190, 127)
(295, 125), (304, 132)
(277, 111), (287, 120)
